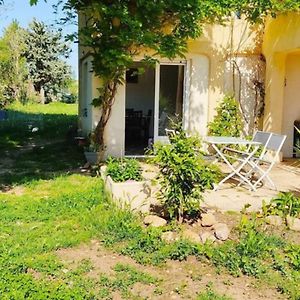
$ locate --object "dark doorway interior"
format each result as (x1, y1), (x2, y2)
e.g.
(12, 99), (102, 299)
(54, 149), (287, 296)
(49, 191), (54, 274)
(125, 63), (155, 155)
(158, 64), (184, 136)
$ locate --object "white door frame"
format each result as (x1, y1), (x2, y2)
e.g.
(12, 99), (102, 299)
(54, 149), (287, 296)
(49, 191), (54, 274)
(154, 61), (189, 143)
(80, 57), (93, 135)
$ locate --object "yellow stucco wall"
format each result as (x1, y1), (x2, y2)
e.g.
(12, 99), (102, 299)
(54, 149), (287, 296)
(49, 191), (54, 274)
(262, 13), (300, 157)
(188, 20), (262, 124)
(282, 53), (300, 157)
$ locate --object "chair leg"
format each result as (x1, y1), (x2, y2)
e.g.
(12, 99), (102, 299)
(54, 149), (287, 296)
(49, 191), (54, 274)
(236, 161), (277, 191)
(254, 172), (276, 190)
(253, 164), (277, 190)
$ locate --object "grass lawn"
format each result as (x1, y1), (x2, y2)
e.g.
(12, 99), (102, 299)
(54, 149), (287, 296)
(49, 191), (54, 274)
(0, 103), (300, 299)
(0, 102), (84, 188)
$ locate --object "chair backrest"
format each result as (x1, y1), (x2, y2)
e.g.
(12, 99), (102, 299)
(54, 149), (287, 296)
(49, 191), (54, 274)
(266, 133), (287, 154)
(252, 131), (272, 159)
(253, 131), (272, 146)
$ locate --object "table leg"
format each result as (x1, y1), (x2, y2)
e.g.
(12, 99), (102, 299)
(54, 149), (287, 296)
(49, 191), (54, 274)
(212, 144), (259, 191)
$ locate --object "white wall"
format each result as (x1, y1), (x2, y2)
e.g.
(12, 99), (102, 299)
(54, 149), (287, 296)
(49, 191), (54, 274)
(78, 57), (93, 135)
(188, 55), (209, 136)
(125, 67), (155, 115)
(103, 84), (126, 158)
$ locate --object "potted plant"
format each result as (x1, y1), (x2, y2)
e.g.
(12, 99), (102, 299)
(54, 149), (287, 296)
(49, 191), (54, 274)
(84, 130), (100, 164)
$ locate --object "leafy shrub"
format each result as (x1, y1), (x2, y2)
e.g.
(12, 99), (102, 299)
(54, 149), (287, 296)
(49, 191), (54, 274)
(0, 85), (15, 109)
(207, 95), (243, 137)
(285, 245), (300, 271)
(60, 93), (77, 104)
(262, 192), (300, 218)
(151, 122), (220, 222)
(105, 157), (142, 182)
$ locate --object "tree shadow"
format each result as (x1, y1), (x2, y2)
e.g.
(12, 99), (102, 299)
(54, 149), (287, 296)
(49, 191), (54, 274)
(186, 20), (264, 135)
(0, 108), (85, 190)
(0, 109), (78, 151)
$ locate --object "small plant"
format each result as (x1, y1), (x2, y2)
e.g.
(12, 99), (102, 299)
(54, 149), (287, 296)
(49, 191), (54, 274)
(262, 192), (300, 218)
(285, 245), (300, 271)
(84, 130), (100, 152)
(207, 95), (243, 137)
(98, 263), (159, 298)
(211, 215), (286, 277)
(197, 285), (232, 300)
(105, 157), (142, 182)
(151, 121), (220, 222)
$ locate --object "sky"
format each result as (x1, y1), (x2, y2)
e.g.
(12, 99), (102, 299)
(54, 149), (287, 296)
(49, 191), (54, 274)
(0, 0), (78, 78)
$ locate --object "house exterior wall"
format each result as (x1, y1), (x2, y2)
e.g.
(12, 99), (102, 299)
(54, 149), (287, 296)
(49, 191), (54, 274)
(188, 20), (262, 129)
(282, 53), (300, 157)
(78, 18), (264, 157)
(78, 56), (92, 135)
(262, 13), (300, 157)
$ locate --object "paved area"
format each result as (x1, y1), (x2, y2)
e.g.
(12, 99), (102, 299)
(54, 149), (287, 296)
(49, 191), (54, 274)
(203, 159), (300, 212)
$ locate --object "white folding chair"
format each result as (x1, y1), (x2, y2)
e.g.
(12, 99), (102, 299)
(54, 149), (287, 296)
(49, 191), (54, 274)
(251, 131), (273, 158)
(241, 133), (286, 190)
(223, 131), (272, 158)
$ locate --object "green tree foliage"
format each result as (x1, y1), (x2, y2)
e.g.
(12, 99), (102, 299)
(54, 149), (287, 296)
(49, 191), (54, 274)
(0, 21), (27, 107)
(31, 0), (300, 152)
(23, 20), (72, 103)
(60, 78), (78, 103)
(208, 95), (243, 137)
(74, 0), (223, 152)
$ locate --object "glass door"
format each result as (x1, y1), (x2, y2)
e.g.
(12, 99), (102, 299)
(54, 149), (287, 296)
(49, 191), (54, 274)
(154, 63), (186, 143)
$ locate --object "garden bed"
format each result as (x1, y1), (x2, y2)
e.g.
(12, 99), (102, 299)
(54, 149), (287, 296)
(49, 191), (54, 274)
(100, 165), (158, 213)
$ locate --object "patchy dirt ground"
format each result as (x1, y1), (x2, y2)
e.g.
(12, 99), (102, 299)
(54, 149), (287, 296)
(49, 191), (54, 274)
(56, 240), (285, 300)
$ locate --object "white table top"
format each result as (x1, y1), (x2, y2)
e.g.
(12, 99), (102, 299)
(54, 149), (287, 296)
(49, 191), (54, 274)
(203, 136), (261, 146)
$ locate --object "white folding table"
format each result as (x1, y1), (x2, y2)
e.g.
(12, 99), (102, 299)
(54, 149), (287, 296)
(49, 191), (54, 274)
(203, 136), (261, 191)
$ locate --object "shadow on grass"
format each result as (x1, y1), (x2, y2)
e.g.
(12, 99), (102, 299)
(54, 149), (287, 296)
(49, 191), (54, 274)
(0, 108), (86, 190)
(0, 141), (85, 189)
(0, 109), (78, 152)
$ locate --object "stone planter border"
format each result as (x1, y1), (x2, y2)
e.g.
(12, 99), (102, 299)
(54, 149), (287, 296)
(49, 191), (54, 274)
(100, 166), (155, 213)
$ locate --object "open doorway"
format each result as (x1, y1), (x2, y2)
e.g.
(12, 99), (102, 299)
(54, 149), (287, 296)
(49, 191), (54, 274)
(125, 62), (186, 155)
(125, 63), (155, 155)
(157, 64), (184, 139)
(282, 53), (300, 158)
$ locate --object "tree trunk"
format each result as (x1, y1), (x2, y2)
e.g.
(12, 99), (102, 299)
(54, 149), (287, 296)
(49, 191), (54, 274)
(93, 80), (119, 161)
(39, 87), (45, 104)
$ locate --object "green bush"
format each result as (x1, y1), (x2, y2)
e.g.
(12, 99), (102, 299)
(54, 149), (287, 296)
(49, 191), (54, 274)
(208, 95), (243, 137)
(0, 85), (15, 109)
(151, 122), (220, 222)
(262, 192), (300, 218)
(105, 157), (142, 182)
